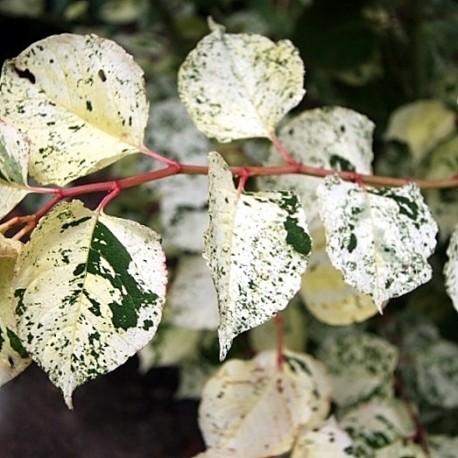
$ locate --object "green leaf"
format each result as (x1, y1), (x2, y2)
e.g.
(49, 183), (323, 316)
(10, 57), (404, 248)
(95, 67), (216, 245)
(204, 152), (311, 360)
(317, 176), (438, 311)
(445, 224), (458, 312)
(340, 400), (416, 457)
(291, 417), (354, 458)
(198, 350), (331, 457)
(178, 21), (304, 142)
(259, 106), (374, 230)
(13, 200), (166, 408)
(318, 332), (398, 408)
(0, 234), (31, 385)
(0, 34), (149, 185)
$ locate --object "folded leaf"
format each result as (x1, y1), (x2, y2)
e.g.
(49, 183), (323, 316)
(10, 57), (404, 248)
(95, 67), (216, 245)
(0, 34), (148, 185)
(198, 350), (331, 457)
(178, 21), (304, 142)
(317, 176), (438, 311)
(13, 200), (166, 407)
(204, 152), (311, 359)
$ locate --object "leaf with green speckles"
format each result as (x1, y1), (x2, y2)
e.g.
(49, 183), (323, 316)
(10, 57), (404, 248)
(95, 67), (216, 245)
(339, 400), (416, 457)
(13, 200), (166, 408)
(317, 332), (398, 408)
(291, 417), (354, 458)
(258, 106), (374, 231)
(178, 21), (304, 142)
(198, 350), (331, 456)
(0, 120), (30, 220)
(317, 176), (438, 312)
(0, 234), (31, 386)
(204, 152), (311, 360)
(0, 34), (148, 186)
(444, 224), (458, 312)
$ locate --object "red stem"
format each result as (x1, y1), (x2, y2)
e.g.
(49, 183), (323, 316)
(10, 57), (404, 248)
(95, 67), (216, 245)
(275, 313), (285, 372)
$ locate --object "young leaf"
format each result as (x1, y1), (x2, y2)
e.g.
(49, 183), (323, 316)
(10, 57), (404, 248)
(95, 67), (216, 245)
(258, 106), (374, 230)
(0, 34), (148, 185)
(317, 332), (398, 408)
(291, 417), (354, 458)
(198, 350), (331, 457)
(204, 152), (311, 359)
(301, 228), (378, 325)
(0, 120), (30, 219)
(339, 400), (416, 457)
(317, 176), (438, 311)
(168, 255), (219, 330)
(13, 200), (166, 408)
(444, 224), (458, 311)
(0, 234), (31, 385)
(178, 21), (304, 142)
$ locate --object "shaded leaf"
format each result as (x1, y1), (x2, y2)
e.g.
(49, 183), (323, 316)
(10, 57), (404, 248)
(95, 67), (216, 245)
(204, 152), (311, 359)
(301, 228), (378, 325)
(14, 200), (166, 407)
(317, 176), (438, 311)
(178, 21), (304, 142)
(198, 350), (331, 457)
(0, 34), (148, 185)
(318, 332), (398, 408)
(0, 234), (31, 385)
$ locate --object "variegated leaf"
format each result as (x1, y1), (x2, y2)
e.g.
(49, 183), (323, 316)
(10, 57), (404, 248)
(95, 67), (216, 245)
(317, 176), (438, 311)
(204, 152), (311, 359)
(444, 225), (458, 312)
(13, 200), (166, 407)
(0, 34), (148, 185)
(178, 21), (304, 142)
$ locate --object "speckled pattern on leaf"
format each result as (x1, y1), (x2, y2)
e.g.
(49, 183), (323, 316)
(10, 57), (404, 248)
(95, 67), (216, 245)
(204, 152), (311, 360)
(178, 24), (304, 142)
(317, 176), (438, 311)
(444, 223), (458, 312)
(13, 200), (166, 408)
(0, 34), (148, 185)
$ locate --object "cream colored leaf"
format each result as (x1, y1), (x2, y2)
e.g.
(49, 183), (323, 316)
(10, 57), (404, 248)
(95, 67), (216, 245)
(301, 228), (378, 325)
(317, 176), (438, 311)
(384, 100), (456, 162)
(375, 440), (427, 458)
(291, 417), (354, 458)
(198, 350), (331, 457)
(0, 182), (29, 221)
(445, 223), (458, 312)
(178, 22), (304, 142)
(14, 200), (166, 408)
(169, 255), (219, 330)
(0, 33), (148, 185)
(259, 107), (374, 231)
(0, 234), (31, 385)
(204, 152), (311, 360)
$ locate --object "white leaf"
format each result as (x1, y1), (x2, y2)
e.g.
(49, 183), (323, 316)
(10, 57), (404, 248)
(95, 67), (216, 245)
(176, 360), (217, 400)
(0, 34), (148, 185)
(384, 100), (456, 162)
(259, 107), (374, 230)
(204, 152), (311, 359)
(301, 228), (378, 325)
(169, 255), (219, 330)
(198, 350), (331, 457)
(13, 200), (166, 408)
(317, 176), (438, 311)
(340, 400), (416, 456)
(291, 417), (354, 458)
(445, 224), (458, 311)
(429, 435), (458, 458)
(0, 234), (31, 385)
(178, 24), (304, 142)
(318, 332), (398, 408)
